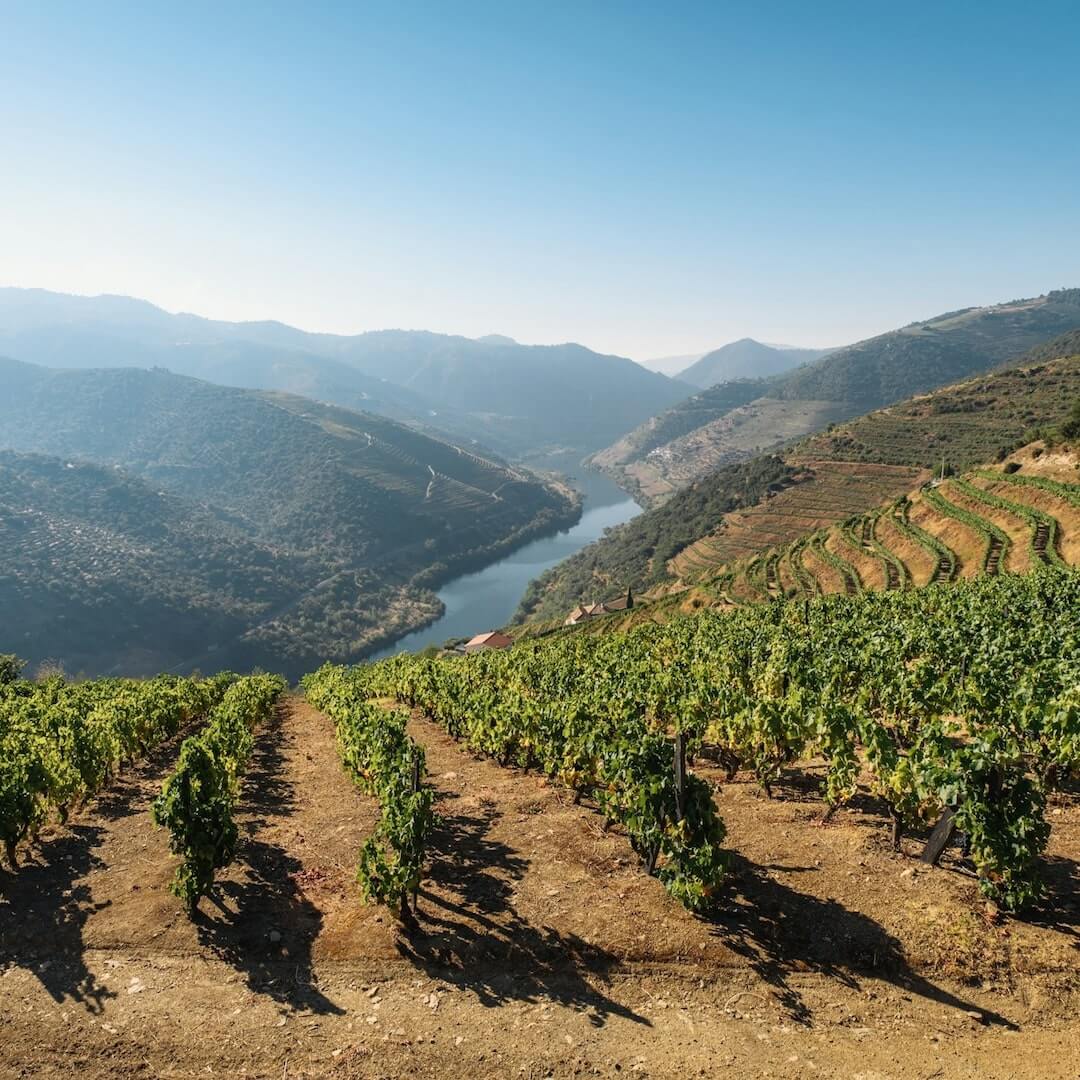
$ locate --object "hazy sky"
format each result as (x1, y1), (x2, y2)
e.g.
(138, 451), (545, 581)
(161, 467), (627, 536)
(2, 1), (1079, 359)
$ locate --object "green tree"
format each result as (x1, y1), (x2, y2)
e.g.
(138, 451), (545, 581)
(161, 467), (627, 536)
(0, 655), (25, 685)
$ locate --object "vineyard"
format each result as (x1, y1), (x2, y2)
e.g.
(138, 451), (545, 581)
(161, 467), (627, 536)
(0, 668), (237, 869)
(709, 445), (1079, 605)
(327, 566), (1079, 916)
(1, 568), (1078, 1075)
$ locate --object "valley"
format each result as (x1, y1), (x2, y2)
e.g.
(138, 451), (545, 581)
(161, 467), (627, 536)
(370, 470), (640, 658)
(7, 9), (1080, 1077)
(0, 360), (580, 677)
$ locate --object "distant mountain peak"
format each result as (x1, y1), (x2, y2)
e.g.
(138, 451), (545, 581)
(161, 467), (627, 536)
(476, 333), (518, 346)
(677, 338), (818, 389)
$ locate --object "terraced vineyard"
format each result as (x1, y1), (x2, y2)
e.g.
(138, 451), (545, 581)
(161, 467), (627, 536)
(667, 356), (1080, 589)
(714, 443), (1080, 603)
(670, 461), (928, 581)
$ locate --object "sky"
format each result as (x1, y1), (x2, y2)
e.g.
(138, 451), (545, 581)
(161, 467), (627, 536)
(2, 1), (1079, 359)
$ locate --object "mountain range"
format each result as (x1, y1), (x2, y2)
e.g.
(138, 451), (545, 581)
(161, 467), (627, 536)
(593, 289), (1080, 502)
(0, 288), (688, 461)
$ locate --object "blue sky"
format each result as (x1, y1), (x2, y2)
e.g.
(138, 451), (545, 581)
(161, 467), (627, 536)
(2, 1), (1078, 358)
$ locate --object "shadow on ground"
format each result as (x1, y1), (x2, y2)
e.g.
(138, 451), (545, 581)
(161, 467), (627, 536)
(0, 730), (197, 1013)
(708, 852), (1020, 1028)
(0, 826), (114, 1012)
(192, 705), (343, 1015)
(396, 788), (648, 1029)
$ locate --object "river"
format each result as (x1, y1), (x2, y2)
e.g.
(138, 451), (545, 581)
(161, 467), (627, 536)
(370, 468), (640, 658)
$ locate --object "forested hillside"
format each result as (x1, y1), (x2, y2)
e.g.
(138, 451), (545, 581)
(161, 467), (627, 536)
(0, 453), (301, 674)
(518, 354), (1080, 623)
(0, 288), (688, 458)
(0, 361), (577, 675)
(596, 289), (1080, 500)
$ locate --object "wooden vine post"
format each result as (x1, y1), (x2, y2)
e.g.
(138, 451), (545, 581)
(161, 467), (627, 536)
(645, 734), (686, 878)
(921, 807), (957, 865)
(674, 731), (687, 822)
(410, 755), (421, 915)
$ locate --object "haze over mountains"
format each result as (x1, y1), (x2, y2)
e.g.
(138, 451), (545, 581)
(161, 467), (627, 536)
(0, 288), (687, 461)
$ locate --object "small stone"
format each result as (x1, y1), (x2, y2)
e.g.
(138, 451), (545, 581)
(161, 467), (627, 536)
(268, 930), (282, 944)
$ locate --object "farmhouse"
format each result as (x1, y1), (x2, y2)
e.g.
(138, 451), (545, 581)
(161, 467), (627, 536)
(565, 587), (634, 625)
(464, 631), (514, 652)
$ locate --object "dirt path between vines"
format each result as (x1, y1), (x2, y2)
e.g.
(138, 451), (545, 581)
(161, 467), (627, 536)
(0, 695), (1077, 1078)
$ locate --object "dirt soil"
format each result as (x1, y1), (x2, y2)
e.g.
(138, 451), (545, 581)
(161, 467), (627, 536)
(1, 695), (1078, 1079)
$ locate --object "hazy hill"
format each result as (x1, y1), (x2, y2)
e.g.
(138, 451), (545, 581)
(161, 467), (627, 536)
(594, 289), (1080, 501)
(0, 359), (578, 674)
(638, 351), (705, 376)
(0, 288), (688, 458)
(518, 352), (1080, 624)
(676, 338), (829, 389)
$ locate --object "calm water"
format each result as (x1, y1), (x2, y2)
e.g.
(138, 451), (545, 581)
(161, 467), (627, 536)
(371, 469), (640, 658)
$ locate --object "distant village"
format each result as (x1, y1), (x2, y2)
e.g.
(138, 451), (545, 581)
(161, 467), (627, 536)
(454, 588), (634, 653)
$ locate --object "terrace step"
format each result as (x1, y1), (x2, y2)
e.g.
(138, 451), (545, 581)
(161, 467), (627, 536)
(885, 561), (900, 589)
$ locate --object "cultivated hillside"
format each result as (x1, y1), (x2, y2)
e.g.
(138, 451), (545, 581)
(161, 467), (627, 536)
(0, 288), (689, 459)
(595, 289), (1080, 501)
(0, 360), (578, 674)
(697, 442), (1080, 607)
(518, 353), (1080, 624)
(676, 338), (829, 389)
